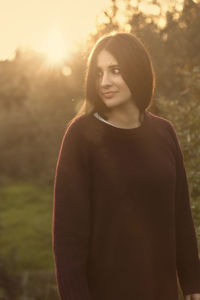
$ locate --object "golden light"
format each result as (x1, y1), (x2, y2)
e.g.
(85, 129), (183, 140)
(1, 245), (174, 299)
(40, 28), (68, 64)
(62, 66), (72, 77)
(139, 3), (160, 15)
(158, 17), (166, 29)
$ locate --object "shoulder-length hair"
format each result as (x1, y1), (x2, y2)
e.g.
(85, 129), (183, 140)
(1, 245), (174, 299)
(76, 31), (155, 119)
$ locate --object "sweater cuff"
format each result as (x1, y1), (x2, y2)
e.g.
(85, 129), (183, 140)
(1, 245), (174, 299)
(177, 259), (200, 296)
(56, 267), (91, 300)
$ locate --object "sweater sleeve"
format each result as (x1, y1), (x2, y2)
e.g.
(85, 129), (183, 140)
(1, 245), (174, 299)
(53, 118), (92, 300)
(168, 122), (200, 296)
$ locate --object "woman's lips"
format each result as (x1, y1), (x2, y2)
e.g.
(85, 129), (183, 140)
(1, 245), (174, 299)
(102, 91), (117, 98)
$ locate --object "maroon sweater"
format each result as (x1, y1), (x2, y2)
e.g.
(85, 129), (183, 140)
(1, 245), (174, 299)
(53, 110), (200, 300)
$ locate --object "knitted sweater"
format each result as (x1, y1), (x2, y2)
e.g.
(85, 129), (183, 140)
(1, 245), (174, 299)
(53, 110), (200, 300)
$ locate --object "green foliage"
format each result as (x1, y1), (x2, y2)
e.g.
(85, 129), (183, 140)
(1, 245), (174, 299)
(0, 183), (53, 271)
(155, 66), (200, 249)
(0, 48), (87, 184)
(0, 183), (59, 299)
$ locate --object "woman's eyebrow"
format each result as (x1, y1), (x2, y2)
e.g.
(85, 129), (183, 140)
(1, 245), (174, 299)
(96, 64), (119, 70)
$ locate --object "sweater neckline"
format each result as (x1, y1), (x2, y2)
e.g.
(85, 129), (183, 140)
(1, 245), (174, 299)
(91, 110), (150, 137)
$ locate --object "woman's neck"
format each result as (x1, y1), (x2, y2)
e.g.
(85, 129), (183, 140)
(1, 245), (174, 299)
(103, 102), (144, 129)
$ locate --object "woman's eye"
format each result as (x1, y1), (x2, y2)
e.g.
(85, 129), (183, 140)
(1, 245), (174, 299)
(95, 68), (120, 78)
(112, 68), (120, 74)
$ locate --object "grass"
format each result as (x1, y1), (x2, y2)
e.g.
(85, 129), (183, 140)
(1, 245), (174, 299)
(0, 182), (54, 272)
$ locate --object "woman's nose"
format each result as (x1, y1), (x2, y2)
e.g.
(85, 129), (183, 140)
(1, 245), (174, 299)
(100, 72), (112, 87)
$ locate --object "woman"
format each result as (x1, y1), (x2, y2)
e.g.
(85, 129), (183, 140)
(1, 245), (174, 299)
(53, 32), (200, 300)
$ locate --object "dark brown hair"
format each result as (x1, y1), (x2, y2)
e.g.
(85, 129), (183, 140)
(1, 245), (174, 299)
(77, 31), (155, 119)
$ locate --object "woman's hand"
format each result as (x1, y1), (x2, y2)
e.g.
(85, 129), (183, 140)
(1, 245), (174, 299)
(185, 294), (200, 300)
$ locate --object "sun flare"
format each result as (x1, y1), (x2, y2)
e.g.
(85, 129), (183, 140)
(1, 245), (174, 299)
(41, 29), (68, 64)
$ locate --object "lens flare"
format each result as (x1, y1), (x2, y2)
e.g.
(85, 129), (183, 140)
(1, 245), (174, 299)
(41, 29), (68, 64)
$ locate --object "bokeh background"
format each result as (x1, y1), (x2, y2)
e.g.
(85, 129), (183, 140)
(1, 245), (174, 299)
(0, 0), (200, 299)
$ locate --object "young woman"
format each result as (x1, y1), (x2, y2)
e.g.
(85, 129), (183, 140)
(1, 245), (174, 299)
(53, 32), (200, 300)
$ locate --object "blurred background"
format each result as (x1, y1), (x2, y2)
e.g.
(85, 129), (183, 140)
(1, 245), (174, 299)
(0, 0), (200, 299)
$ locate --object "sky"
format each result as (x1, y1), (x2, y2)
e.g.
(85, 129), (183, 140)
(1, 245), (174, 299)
(0, 0), (110, 60)
(0, 0), (182, 61)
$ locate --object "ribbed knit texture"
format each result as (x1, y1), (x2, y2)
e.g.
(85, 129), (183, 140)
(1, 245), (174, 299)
(53, 110), (200, 300)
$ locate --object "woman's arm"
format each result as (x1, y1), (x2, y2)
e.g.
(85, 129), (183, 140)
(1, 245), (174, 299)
(52, 118), (92, 300)
(168, 123), (200, 297)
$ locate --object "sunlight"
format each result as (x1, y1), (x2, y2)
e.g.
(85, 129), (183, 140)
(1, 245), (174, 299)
(40, 29), (69, 64)
(139, 2), (160, 15)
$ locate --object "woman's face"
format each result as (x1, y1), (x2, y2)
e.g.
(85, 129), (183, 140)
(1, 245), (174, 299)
(95, 49), (133, 109)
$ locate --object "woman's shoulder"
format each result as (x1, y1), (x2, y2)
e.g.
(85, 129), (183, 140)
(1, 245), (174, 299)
(146, 110), (178, 137)
(65, 113), (90, 131)
(147, 111), (181, 153)
(63, 113), (94, 143)
(66, 113), (86, 127)
(146, 110), (174, 130)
